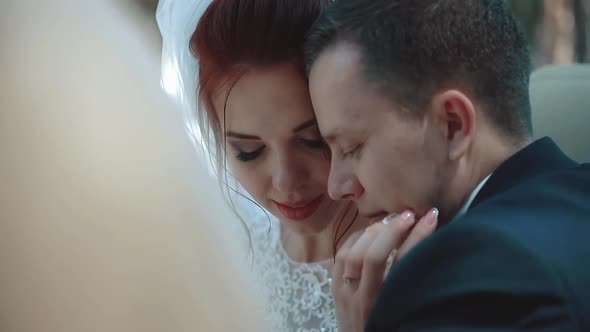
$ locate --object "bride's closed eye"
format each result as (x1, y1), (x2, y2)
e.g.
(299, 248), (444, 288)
(237, 146), (265, 162)
(230, 142), (266, 162)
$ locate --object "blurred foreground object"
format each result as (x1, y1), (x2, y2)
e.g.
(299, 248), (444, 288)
(0, 1), (267, 331)
(531, 64), (590, 162)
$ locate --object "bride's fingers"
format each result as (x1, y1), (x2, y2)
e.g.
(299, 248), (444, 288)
(358, 212), (416, 306)
(333, 230), (364, 289)
(395, 208), (438, 262)
(341, 227), (379, 289)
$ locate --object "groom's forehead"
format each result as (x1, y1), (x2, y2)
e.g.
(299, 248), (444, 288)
(310, 43), (389, 139)
(310, 47), (365, 117)
(311, 42), (363, 86)
(315, 101), (365, 144)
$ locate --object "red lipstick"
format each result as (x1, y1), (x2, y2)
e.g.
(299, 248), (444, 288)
(274, 195), (324, 221)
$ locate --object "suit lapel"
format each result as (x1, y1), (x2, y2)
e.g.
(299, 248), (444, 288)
(470, 137), (577, 209)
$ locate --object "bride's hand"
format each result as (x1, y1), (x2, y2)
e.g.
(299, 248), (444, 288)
(331, 209), (439, 332)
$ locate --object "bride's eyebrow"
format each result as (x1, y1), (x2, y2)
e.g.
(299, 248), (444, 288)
(225, 119), (317, 139)
(225, 131), (261, 140)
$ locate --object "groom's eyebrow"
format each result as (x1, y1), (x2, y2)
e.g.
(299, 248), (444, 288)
(292, 119), (317, 133)
(322, 134), (338, 144)
(322, 128), (341, 144)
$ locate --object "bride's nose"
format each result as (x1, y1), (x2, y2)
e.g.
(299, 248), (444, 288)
(272, 152), (308, 193)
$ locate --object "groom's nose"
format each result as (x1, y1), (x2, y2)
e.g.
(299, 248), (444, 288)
(328, 162), (364, 201)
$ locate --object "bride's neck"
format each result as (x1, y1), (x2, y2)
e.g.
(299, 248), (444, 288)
(280, 209), (369, 263)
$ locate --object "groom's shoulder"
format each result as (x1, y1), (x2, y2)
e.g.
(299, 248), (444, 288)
(369, 165), (590, 330)
(464, 161), (590, 237)
(455, 161), (590, 262)
(371, 218), (588, 331)
(500, 159), (590, 205)
(428, 163), (590, 313)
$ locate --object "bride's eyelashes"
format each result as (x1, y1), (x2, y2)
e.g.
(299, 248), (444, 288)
(231, 136), (326, 163)
(234, 145), (265, 162)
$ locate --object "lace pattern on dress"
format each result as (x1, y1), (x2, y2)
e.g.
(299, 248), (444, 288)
(248, 216), (338, 332)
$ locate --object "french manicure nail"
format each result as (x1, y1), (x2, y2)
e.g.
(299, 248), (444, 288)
(382, 213), (398, 225)
(432, 208), (439, 218)
(429, 208), (439, 225)
(401, 211), (414, 222)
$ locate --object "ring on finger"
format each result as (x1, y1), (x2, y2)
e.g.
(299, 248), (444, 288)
(386, 248), (398, 269)
(387, 248), (398, 262)
(343, 277), (356, 285)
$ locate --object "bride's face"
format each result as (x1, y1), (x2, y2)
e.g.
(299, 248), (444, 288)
(213, 63), (346, 235)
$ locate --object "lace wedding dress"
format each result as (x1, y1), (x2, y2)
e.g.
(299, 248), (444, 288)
(248, 215), (338, 332)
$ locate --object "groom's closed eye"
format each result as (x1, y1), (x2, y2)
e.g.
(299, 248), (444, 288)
(342, 144), (364, 159)
(299, 137), (326, 149)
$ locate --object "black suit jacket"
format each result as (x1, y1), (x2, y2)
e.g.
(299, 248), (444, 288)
(366, 137), (590, 331)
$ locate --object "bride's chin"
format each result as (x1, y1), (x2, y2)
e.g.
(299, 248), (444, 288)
(277, 210), (332, 234)
(280, 221), (329, 237)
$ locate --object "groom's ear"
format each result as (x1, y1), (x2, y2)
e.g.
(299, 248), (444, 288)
(430, 90), (476, 161)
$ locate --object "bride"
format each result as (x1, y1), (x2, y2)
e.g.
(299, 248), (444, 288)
(157, 0), (371, 330)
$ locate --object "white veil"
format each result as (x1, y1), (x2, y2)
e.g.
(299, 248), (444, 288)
(156, 0), (212, 150)
(156, 0), (270, 221)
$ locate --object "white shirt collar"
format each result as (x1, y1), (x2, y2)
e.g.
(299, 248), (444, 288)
(451, 173), (493, 223)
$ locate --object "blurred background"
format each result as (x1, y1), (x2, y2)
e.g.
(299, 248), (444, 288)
(129, 0), (590, 69)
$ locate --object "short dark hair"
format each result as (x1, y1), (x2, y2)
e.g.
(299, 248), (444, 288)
(305, 0), (532, 139)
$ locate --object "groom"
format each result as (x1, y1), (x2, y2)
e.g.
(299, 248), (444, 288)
(305, 0), (590, 330)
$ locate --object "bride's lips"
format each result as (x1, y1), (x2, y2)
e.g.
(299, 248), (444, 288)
(274, 195), (324, 221)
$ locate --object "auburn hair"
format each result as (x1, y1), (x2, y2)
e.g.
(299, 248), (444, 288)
(190, 0), (356, 256)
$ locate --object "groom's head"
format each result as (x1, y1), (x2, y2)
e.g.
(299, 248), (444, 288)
(305, 0), (531, 222)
